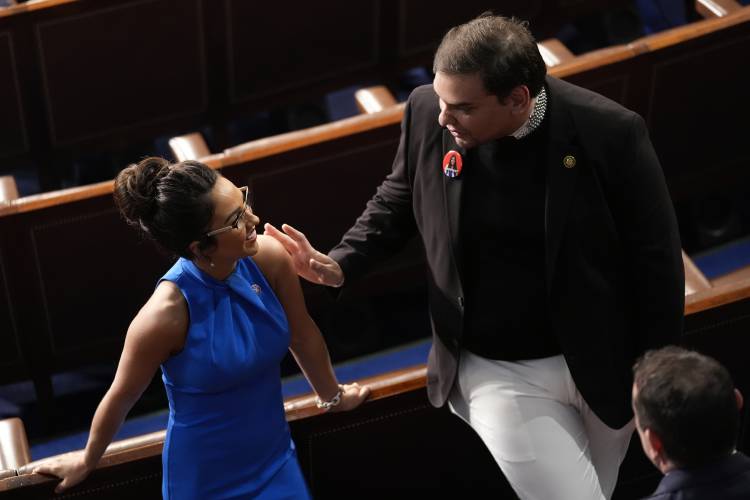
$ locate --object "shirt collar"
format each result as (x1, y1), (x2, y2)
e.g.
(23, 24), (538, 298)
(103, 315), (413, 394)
(510, 86), (548, 140)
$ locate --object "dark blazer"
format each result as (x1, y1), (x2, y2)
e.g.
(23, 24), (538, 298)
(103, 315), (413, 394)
(643, 452), (750, 499)
(329, 76), (684, 428)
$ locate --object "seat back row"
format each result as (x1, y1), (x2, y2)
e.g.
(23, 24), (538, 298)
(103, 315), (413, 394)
(0, 5), (748, 425)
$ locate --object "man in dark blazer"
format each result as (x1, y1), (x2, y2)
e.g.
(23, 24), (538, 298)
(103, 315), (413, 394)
(266, 14), (684, 499)
(633, 347), (750, 499)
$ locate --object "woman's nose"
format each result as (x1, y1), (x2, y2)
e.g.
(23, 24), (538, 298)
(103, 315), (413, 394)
(247, 210), (260, 227)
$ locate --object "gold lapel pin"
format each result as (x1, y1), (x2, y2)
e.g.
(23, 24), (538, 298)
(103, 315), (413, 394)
(563, 155), (576, 169)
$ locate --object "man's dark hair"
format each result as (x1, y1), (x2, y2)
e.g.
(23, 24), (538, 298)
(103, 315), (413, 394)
(633, 346), (739, 468)
(433, 13), (547, 100)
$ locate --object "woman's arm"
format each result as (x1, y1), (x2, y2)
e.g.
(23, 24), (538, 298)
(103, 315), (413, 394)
(254, 235), (369, 410)
(33, 281), (188, 492)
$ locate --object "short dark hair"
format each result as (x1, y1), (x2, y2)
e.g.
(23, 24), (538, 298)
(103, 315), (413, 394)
(433, 13), (547, 100)
(633, 346), (739, 467)
(113, 157), (218, 258)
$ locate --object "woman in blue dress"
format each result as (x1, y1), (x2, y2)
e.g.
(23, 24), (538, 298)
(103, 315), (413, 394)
(34, 157), (369, 498)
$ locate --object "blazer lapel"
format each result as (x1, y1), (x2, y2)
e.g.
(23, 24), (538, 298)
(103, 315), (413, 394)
(545, 91), (580, 293)
(442, 129), (466, 278)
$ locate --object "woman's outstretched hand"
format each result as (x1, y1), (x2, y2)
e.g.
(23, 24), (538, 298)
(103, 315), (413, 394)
(263, 223), (345, 287)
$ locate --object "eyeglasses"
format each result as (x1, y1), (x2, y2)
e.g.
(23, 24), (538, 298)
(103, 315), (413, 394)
(204, 186), (249, 238)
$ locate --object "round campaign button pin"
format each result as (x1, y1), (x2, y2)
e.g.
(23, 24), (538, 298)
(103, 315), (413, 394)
(443, 151), (463, 178)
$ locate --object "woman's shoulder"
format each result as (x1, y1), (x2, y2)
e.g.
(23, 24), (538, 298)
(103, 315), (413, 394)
(251, 234), (293, 287)
(128, 280), (189, 352)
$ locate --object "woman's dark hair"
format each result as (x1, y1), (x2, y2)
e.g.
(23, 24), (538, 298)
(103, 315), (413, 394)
(113, 157), (218, 258)
(433, 14), (547, 100)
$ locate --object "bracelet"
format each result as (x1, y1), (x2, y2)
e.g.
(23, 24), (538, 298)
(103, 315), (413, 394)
(315, 385), (343, 410)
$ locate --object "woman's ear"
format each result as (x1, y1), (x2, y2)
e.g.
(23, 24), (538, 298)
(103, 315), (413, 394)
(188, 240), (206, 260)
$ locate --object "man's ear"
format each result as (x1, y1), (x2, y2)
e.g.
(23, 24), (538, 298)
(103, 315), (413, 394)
(736, 388), (744, 411)
(506, 85), (531, 114)
(644, 428), (665, 462)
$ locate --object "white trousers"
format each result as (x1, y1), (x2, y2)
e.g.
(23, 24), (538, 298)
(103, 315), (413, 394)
(449, 350), (634, 500)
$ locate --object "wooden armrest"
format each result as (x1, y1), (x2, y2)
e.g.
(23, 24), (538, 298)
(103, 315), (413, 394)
(354, 85), (398, 114)
(168, 132), (211, 161)
(0, 469), (16, 480)
(695, 0), (742, 18)
(683, 250), (712, 295)
(537, 38), (575, 68)
(0, 418), (30, 470)
(685, 276), (750, 315)
(284, 364), (427, 421)
(0, 175), (19, 203)
(13, 363), (428, 476)
(16, 430), (167, 476)
(712, 264), (750, 288)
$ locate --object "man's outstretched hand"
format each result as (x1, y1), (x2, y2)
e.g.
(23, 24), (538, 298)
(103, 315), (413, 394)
(263, 223), (344, 287)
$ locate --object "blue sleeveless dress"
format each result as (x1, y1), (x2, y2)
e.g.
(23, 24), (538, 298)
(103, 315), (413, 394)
(158, 257), (311, 499)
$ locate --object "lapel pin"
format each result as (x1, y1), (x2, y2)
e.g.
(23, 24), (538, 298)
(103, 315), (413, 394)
(443, 150), (463, 178)
(563, 155), (576, 169)
(251, 284), (261, 294)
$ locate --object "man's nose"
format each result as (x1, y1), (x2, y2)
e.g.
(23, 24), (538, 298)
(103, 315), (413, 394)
(438, 108), (453, 128)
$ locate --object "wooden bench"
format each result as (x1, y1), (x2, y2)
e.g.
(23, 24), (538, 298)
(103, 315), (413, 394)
(1, 5), (749, 428)
(2, 274), (750, 498)
(0, 0), (641, 190)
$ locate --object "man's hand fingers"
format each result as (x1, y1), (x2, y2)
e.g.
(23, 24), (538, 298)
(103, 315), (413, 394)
(309, 259), (329, 282)
(264, 223), (299, 253)
(281, 224), (312, 248)
(309, 258), (342, 286)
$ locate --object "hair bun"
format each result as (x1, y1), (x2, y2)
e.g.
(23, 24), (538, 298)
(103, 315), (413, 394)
(114, 157), (171, 228)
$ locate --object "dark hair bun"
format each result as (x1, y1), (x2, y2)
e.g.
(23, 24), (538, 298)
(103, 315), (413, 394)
(114, 157), (171, 228)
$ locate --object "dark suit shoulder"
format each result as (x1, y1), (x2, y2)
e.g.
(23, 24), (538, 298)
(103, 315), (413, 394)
(407, 84), (441, 119)
(547, 76), (640, 134)
(642, 453), (750, 500)
(403, 84), (443, 148)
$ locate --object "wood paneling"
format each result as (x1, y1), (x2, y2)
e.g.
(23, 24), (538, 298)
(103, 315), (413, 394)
(398, 0), (542, 56)
(0, 249), (23, 372)
(226, 0), (379, 104)
(0, 32), (28, 159)
(35, 0), (206, 146)
(646, 33), (750, 200)
(27, 206), (168, 359)
(0, 0), (644, 189)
